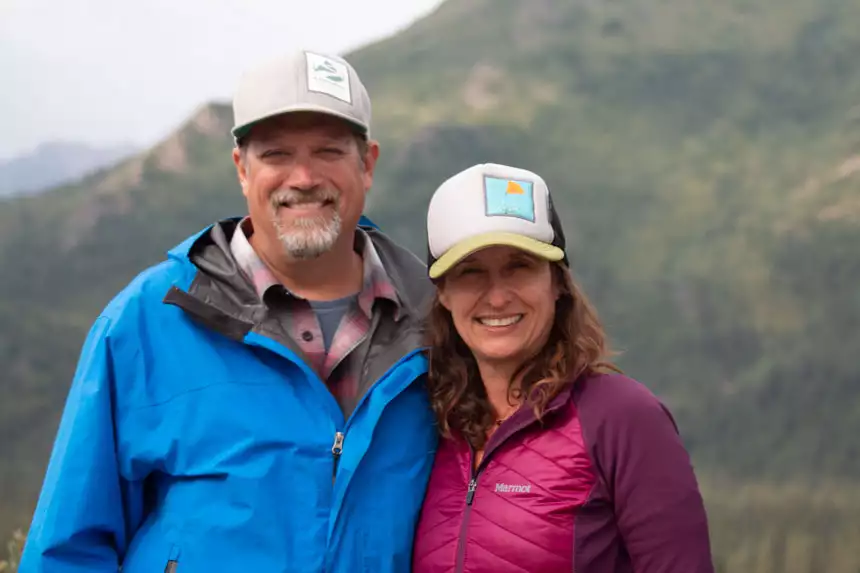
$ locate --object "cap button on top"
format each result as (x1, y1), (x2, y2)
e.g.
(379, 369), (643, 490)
(301, 331), (314, 342)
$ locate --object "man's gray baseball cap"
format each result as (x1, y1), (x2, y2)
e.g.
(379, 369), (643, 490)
(231, 49), (372, 141)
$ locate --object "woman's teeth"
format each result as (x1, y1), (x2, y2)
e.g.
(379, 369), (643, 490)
(478, 315), (523, 327)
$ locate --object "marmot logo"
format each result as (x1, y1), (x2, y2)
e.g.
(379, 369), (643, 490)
(495, 482), (532, 494)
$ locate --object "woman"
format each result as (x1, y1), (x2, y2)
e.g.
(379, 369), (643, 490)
(412, 163), (714, 572)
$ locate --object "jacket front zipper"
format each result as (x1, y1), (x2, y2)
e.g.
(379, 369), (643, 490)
(331, 431), (345, 479)
(455, 451), (481, 573)
(465, 478), (477, 505)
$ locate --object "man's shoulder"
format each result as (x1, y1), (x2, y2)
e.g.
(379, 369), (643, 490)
(100, 221), (231, 324)
(100, 255), (196, 325)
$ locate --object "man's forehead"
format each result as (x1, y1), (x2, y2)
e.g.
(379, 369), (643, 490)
(247, 112), (357, 143)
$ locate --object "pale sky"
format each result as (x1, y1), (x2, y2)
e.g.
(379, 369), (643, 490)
(0, 0), (445, 159)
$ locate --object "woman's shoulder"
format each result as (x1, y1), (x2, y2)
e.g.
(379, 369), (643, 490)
(571, 372), (679, 433)
(575, 371), (660, 401)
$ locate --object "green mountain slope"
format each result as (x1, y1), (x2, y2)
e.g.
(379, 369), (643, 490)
(1, 0), (859, 564)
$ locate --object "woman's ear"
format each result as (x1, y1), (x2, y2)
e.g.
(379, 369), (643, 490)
(437, 283), (452, 311)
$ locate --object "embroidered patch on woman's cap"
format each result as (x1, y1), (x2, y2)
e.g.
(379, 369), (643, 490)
(484, 176), (536, 222)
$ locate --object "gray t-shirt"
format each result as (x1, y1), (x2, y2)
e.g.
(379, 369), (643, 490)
(309, 295), (358, 353)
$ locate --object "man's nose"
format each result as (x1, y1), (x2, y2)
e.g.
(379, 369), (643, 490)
(285, 160), (318, 191)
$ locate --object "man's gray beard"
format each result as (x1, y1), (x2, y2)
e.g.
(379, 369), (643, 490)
(268, 187), (343, 260)
(272, 208), (342, 260)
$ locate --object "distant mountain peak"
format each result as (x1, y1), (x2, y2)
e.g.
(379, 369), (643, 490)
(148, 103), (232, 174)
(0, 140), (138, 198)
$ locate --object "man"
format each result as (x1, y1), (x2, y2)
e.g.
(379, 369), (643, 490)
(20, 49), (436, 572)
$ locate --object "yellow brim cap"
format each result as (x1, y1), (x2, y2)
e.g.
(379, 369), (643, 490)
(428, 231), (565, 279)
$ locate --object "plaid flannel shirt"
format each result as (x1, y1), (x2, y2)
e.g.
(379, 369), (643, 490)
(230, 218), (401, 413)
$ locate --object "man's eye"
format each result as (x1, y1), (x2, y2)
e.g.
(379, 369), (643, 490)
(261, 150), (288, 158)
(319, 147), (345, 156)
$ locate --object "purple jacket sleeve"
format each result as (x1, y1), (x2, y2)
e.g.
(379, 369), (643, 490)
(576, 374), (715, 573)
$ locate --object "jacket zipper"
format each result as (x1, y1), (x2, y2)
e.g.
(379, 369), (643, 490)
(331, 431), (345, 479)
(327, 348), (425, 483)
(322, 349), (428, 559)
(466, 478), (478, 505)
(245, 336), (422, 490)
(455, 450), (481, 573)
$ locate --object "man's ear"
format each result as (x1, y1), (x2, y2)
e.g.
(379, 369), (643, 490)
(233, 147), (250, 198)
(361, 140), (381, 192)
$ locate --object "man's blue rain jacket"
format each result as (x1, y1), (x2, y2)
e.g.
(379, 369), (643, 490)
(19, 218), (438, 572)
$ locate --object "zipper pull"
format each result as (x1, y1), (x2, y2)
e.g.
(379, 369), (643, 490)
(332, 431), (345, 456)
(332, 431), (345, 479)
(466, 478), (477, 505)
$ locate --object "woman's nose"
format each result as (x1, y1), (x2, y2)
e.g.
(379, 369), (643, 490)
(484, 280), (513, 308)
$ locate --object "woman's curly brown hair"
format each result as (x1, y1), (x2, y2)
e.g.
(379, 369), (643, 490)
(426, 263), (619, 450)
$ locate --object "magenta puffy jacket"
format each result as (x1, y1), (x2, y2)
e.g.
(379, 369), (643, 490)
(412, 374), (714, 573)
